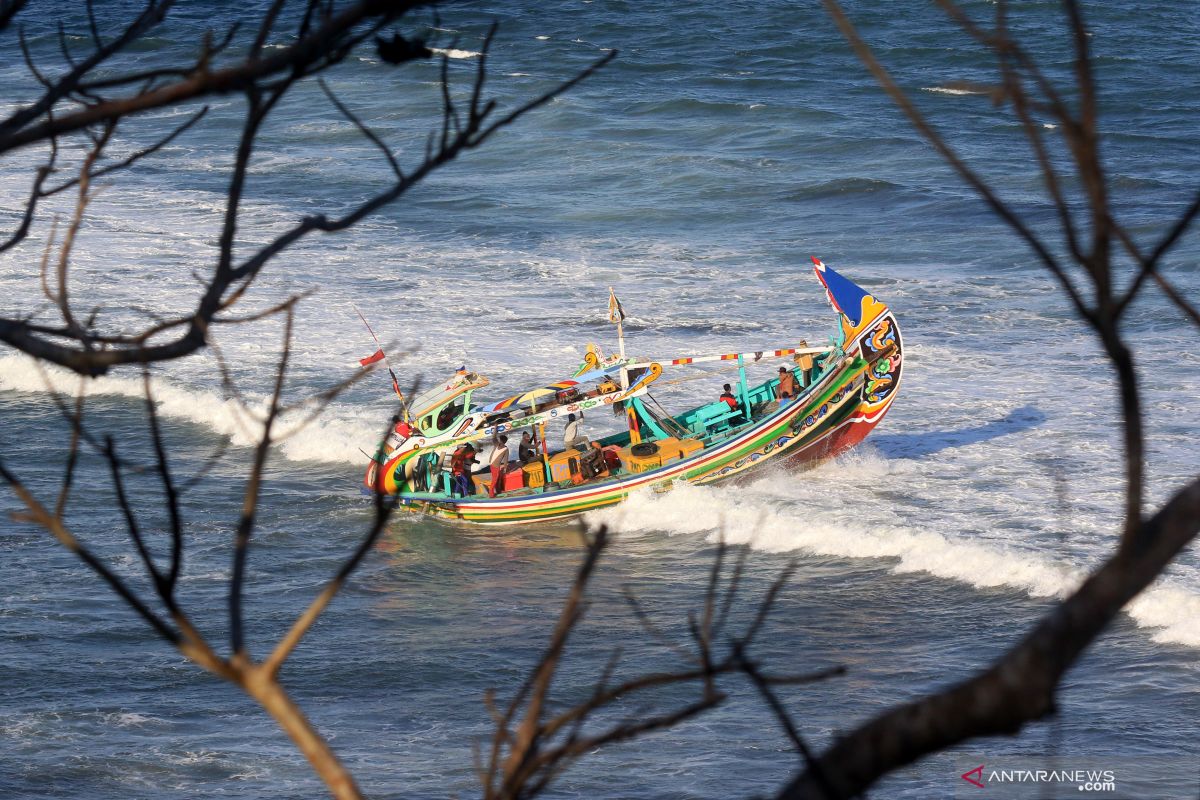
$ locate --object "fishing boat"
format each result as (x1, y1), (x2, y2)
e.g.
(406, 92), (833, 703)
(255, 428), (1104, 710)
(361, 258), (902, 524)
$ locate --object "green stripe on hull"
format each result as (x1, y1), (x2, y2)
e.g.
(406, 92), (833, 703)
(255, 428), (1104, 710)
(457, 493), (628, 522)
(396, 360), (869, 524)
(683, 363), (864, 482)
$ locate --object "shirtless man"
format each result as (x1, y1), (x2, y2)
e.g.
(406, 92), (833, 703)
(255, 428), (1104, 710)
(488, 434), (510, 498)
(776, 367), (798, 401)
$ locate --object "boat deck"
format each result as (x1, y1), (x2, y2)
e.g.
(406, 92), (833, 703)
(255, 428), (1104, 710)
(400, 362), (839, 505)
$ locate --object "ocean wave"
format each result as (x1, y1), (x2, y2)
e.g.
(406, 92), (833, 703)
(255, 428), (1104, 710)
(0, 354), (378, 466)
(782, 176), (905, 201)
(921, 86), (988, 96)
(101, 711), (164, 728)
(430, 47), (480, 59)
(587, 465), (1200, 649)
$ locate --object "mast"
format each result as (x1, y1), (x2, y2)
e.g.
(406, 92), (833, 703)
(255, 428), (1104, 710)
(609, 284), (628, 362)
(736, 354), (752, 420)
(609, 286), (629, 390)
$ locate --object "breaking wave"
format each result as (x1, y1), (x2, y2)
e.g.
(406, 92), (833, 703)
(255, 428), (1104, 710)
(0, 354), (376, 466)
(921, 85), (988, 96)
(588, 463), (1200, 649)
(430, 47), (481, 59)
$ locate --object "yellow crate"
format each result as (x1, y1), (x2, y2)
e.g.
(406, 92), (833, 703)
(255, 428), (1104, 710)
(620, 445), (662, 473)
(523, 462), (546, 488)
(548, 449), (581, 483)
(675, 438), (704, 461)
(653, 437), (704, 466)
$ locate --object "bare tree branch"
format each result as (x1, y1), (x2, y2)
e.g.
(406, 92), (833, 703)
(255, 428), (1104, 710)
(780, 3), (1200, 795)
(780, 478), (1200, 799)
(41, 106), (209, 198)
(0, 458), (181, 644)
(484, 533), (838, 800)
(0, 7), (617, 798)
(822, 0), (1093, 323)
(229, 304), (294, 658)
(0, 13), (615, 377)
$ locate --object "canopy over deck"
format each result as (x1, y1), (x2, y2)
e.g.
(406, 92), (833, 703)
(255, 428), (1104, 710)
(409, 371), (489, 419)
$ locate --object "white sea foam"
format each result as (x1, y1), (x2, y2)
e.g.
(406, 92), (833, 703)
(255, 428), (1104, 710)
(1, 712), (56, 739)
(102, 712), (162, 728)
(0, 354), (378, 465)
(1127, 584), (1200, 647)
(430, 47), (481, 59)
(161, 749), (222, 766)
(921, 86), (986, 96)
(588, 468), (1200, 649)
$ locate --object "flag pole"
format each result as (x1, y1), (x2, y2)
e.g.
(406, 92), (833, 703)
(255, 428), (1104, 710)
(609, 286), (628, 391)
(353, 304), (409, 420)
(611, 286), (626, 362)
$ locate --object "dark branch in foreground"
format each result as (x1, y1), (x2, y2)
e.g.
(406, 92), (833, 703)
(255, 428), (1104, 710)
(483, 535), (843, 800)
(777, 2), (1200, 796)
(0, 5), (615, 797)
(0, 309), (401, 800)
(0, 1), (614, 376)
(779, 477), (1200, 799)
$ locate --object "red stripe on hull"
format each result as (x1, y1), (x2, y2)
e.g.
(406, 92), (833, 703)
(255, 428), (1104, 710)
(782, 403), (890, 468)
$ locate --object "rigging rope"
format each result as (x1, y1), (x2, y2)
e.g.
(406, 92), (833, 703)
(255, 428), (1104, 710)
(657, 363), (741, 386)
(643, 393), (691, 438)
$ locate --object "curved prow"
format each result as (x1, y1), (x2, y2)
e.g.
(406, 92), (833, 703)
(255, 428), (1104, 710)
(811, 256), (891, 345)
(811, 256), (903, 425)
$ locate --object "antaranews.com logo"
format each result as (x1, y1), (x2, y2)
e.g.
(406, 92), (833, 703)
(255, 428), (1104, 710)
(961, 764), (1116, 793)
(954, 755), (1197, 798)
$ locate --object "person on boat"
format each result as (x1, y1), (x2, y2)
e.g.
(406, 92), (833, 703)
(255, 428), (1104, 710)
(563, 412), (588, 451)
(719, 384), (738, 410)
(393, 414), (415, 438)
(450, 444), (475, 497)
(518, 431), (538, 464)
(776, 366), (798, 403)
(436, 403), (457, 430)
(488, 434), (510, 498)
(382, 414), (411, 453)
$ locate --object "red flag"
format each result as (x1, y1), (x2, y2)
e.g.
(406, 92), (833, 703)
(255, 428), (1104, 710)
(359, 348), (385, 367)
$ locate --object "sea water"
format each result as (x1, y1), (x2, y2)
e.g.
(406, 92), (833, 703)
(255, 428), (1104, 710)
(1, 1), (1197, 798)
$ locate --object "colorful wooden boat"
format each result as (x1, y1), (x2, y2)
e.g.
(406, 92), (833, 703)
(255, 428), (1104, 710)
(362, 258), (902, 524)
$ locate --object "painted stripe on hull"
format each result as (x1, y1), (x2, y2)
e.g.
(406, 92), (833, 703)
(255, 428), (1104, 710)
(400, 372), (869, 524)
(457, 371), (857, 509)
(388, 306), (902, 525)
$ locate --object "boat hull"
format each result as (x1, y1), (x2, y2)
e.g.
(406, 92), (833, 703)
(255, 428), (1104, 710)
(392, 310), (901, 525)
(373, 263), (904, 525)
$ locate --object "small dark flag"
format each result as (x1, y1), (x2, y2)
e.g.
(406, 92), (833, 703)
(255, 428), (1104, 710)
(608, 288), (626, 323)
